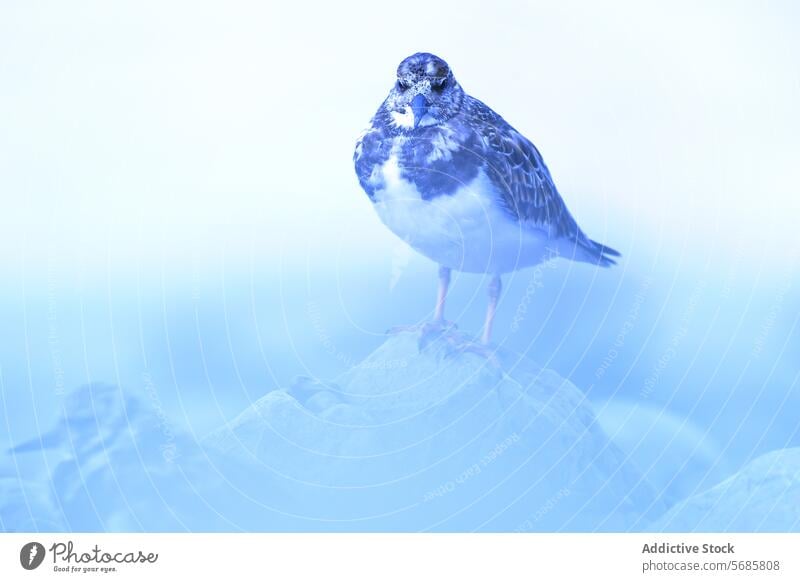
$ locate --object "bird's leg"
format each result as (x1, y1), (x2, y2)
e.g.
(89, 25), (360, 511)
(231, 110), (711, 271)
(423, 265), (457, 335)
(387, 265), (456, 337)
(433, 265), (451, 322)
(439, 275), (502, 367)
(481, 275), (502, 345)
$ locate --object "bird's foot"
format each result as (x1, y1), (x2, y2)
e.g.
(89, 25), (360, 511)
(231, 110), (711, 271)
(443, 337), (502, 368)
(387, 319), (464, 352)
(387, 319), (457, 337)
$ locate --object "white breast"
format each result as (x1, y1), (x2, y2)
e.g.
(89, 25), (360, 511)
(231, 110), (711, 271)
(372, 154), (555, 274)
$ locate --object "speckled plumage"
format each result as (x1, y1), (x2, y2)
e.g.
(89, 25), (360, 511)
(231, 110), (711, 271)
(354, 52), (619, 274)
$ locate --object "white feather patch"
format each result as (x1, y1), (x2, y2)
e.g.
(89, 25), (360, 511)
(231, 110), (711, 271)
(390, 107), (415, 129)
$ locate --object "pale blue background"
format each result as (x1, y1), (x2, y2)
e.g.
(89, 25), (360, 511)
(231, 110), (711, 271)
(0, 0), (798, 530)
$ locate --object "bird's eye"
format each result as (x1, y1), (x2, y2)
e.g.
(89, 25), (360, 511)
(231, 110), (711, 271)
(397, 79), (411, 91)
(432, 77), (447, 91)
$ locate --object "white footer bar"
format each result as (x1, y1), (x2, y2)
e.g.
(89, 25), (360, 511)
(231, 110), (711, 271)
(1, 533), (797, 581)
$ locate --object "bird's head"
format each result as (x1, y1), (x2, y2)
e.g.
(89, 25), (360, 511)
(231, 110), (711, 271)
(383, 52), (464, 131)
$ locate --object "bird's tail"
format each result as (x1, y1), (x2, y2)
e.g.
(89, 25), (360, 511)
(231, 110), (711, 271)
(578, 237), (621, 267)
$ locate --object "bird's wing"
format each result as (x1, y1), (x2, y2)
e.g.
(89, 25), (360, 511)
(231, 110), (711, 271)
(468, 98), (619, 265)
(354, 109), (395, 199)
(468, 98), (580, 239)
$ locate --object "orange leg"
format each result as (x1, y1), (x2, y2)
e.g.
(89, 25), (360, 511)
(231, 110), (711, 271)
(387, 265), (455, 337)
(434, 265), (451, 321)
(481, 275), (502, 345)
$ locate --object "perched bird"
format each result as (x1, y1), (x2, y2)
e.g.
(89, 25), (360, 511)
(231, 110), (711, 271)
(354, 52), (619, 349)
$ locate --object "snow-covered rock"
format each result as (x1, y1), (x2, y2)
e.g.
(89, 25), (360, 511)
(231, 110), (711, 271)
(651, 447), (800, 532)
(206, 331), (662, 531)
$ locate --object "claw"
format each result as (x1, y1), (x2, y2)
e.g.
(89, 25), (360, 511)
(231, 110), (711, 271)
(416, 320), (459, 350)
(444, 337), (502, 368)
(386, 319), (457, 337)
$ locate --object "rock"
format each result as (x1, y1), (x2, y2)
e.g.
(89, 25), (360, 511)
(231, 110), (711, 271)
(7, 383), (292, 531)
(0, 475), (65, 532)
(593, 399), (730, 507)
(5, 333), (669, 532)
(303, 390), (343, 413)
(287, 376), (344, 410)
(205, 331), (663, 531)
(651, 447), (800, 532)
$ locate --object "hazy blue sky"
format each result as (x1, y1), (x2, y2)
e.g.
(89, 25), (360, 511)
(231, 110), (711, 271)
(1, 0), (798, 280)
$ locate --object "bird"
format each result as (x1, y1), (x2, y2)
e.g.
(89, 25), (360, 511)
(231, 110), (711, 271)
(354, 52), (619, 352)
(7, 383), (292, 531)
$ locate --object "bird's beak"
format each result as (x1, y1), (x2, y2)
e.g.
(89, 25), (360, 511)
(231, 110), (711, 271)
(411, 94), (429, 128)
